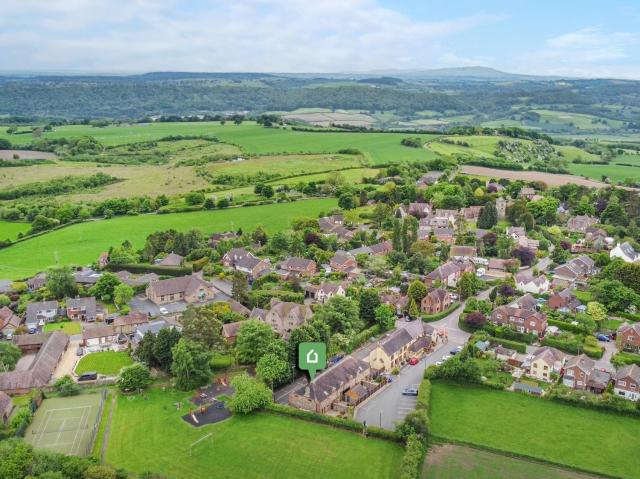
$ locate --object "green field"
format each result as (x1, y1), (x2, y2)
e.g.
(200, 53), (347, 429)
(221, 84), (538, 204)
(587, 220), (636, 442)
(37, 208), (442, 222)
(43, 321), (82, 335)
(0, 122), (440, 165)
(422, 445), (603, 479)
(76, 351), (134, 376)
(569, 153), (640, 183)
(105, 388), (403, 479)
(0, 220), (31, 241)
(430, 381), (640, 479)
(0, 198), (337, 279)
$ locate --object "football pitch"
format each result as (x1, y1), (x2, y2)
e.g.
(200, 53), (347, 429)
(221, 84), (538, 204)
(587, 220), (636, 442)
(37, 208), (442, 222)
(25, 393), (104, 457)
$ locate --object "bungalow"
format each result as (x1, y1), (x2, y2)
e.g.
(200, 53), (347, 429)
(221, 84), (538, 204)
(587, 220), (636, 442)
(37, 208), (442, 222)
(528, 346), (565, 382)
(567, 215), (598, 233)
(329, 251), (358, 276)
(0, 332), (69, 395)
(83, 325), (118, 348)
(156, 252), (184, 267)
(450, 245), (477, 260)
(251, 299), (313, 340)
(614, 364), (640, 401)
(0, 307), (21, 339)
(610, 242), (639, 263)
(145, 275), (216, 305)
(553, 255), (596, 285)
(279, 257), (317, 277)
(288, 355), (371, 413)
(424, 261), (474, 288)
(73, 268), (102, 287)
(617, 323), (640, 353)
(421, 288), (451, 315)
(222, 320), (246, 343)
(515, 271), (550, 294)
(66, 296), (99, 322)
(368, 328), (415, 372)
(26, 300), (59, 330)
(548, 288), (582, 312)
(491, 306), (547, 336)
(115, 271), (160, 287)
(113, 310), (149, 336)
(304, 282), (347, 304)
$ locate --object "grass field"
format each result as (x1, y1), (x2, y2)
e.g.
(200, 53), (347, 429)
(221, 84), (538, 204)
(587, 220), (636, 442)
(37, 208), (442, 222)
(0, 198), (337, 279)
(0, 220), (31, 241)
(422, 444), (603, 479)
(25, 393), (103, 457)
(0, 122), (440, 165)
(429, 381), (640, 479)
(76, 351), (134, 376)
(43, 321), (82, 335)
(105, 388), (403, 479)
(569, 154), (640, 183)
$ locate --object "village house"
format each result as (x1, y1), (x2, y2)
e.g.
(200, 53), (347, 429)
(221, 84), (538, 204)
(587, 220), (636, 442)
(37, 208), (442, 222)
(567, 215), (598, 233)
(435, 209), (458, 225)
(515, 271), (550, 294)
(115, 270), (160, 287)
(73, 268), (102, 287)
(617, 323), (640, 353)
(517, 236), (540, 252)
(27, 273), (47, 292)
(432, 227), (455, 244)
(381, 291), (409, 316)
(208, 231), (238, 247)
(288, 355), (371, 413)
(0, 306), (21, 339)
(614, 364), (640, 401)
(548, 288), (583, 313)
(0, 332), (69, 395)
(424, 261), (474, 288)
(399, 320), (438, 351)
(145, 275), (216, 305)
(487, 258), (517, 275)
(279, 257), (317, 278)
(133, 319), (173, 344)
(250, 299), (313, 339)
(610, 242), (640, 263)
(26, 300), (59, 331)
(113, 310), (149, 336)
(508, 293), (538, 311)
(222, 320), (246, 343)
(156, 252), (184, 267)
(408, 202), (432, 218)
(318, 214), (344, 232)
(329, 251), (359, 276)
(429, 216), (451, 228)
(491, 306), (547, 336)
(66, 296), (100, 322)
(421, 288), (451, 315)
(416, 171), (445, 188)
(563, 354), (610, 393)
(304, 282), (347, 304)
(450, 245), (477, 260)
(83, 325), (118, 348)
(506, 226), (526, 240)
(461, 206), (482, 221)
(519, 187), (537, 200)
(221, 247), (255, 268)
(368, 328), (415, 372)
(528, 346), (565, 382)
(495, 197), (507, 219)
(552, 255), (596, 286)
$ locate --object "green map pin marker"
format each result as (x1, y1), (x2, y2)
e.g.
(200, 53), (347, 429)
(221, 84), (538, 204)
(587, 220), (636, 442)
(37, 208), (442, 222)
(298, 342), (326, 380)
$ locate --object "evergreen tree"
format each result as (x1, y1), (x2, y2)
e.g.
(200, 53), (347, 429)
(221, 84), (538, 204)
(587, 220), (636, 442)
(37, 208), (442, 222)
(171, 338), (212, 391)
(359, 288), (381, 325)
(477, 202), (498, 229)
(392, 218), (402, 251)
(232, 271), (249, 304)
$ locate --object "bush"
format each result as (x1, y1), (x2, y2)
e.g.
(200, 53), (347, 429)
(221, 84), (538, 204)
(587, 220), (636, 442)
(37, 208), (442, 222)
(227, 374), (272, 414)
(612, 351), (640, 367)
(105, 262), (191, 277)
(399, 433), (426, 479)
(421, 303), (459, 322)
(540, 336), (583, 355)
(346, 325), (380, 352)
(485, 324), (537, 344)
(546, 384), (640, 417)
(117, 363), (152, 392)
(486, 337), (528, 353)
(53, 375), (80, 397)
(583, 345), (604, 359)
(547, 318), (591, 335)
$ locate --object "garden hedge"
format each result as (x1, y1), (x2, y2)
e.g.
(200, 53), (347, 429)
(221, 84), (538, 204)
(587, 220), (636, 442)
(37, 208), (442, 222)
(421, 303), (459, 323)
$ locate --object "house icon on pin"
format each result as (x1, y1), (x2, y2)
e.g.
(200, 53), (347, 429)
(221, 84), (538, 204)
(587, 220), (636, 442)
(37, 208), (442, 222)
(306, 349), (319, 364)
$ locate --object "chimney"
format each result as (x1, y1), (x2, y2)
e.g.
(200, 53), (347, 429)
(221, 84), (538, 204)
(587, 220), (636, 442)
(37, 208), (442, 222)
(304, 386), (310, 397)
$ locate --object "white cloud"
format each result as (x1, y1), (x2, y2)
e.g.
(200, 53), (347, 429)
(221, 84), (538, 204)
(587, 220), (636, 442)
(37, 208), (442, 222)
(0, 0), (503, 72)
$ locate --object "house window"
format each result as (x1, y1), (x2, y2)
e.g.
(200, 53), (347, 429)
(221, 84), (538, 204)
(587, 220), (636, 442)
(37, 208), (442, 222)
(619, 380), (627, 387)
(543, 365), (548, 370)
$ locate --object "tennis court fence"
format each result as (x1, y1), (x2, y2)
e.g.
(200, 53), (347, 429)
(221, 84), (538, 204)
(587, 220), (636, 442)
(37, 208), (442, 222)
(85, 389), (108, 456)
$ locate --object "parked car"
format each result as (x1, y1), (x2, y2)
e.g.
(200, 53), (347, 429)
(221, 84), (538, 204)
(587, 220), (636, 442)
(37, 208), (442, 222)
(596, 334), (611, 342)
(450, 348), (459, 355)
(159, 307), (169, 315)
(76, 347), (84, 357)
(77, 372), (98, 382)
(408, 357), (419, 365)
(402, 385), (419, 396)
(442, 354), (451, 361)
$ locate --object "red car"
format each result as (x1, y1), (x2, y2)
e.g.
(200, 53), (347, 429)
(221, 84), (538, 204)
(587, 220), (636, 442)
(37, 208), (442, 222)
(408, 357), (419, 365)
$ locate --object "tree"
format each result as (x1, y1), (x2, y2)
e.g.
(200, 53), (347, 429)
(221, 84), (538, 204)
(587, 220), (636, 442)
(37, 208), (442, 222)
(590, 279), (640, 312)
(256, 353), (290, 388)
(235, 320), (277, 364)
(85, 465), (118, 479)
(587, 301), (608, 322)
(551, 246), (570, 264)
(231, 271), (249, 304)
(407, 280), (427, 304)
(117, 363), (152, 392)
(392, 218), (402, 251)
(0, 294), (9, 307)
(261, 185), (274, 199)
(153, 327), (181, 372)
(53, 375), (80, 396)
(171, 339), (212, 391)
(89, 272), (122, 303)
(338, 193), (356, 210)
(465, 311), (487, 328)
(359, 288), (380, 325)
(185, 191), (205, 205)
(408, 298), (419, 319)
(181, 304), (224, 350)
(0, 342), (21, 372)
(113, 283), (134, 308)
(313, 296), (362, 334)
(252, 226), (268, 245)
(459, 272), (479, 300)
(227, 374), (272, 414)
(511, 246), (536, 267)
(45, 266), (77, 299)
(134, 331), (157, 367)
(375, 304), (396, 331)
(489, 287), (497, 302)
(600, 195), (628, 226)
(477, 202), (498, 229)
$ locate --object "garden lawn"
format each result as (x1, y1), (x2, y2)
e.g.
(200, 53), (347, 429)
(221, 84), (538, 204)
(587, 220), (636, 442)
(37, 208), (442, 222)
(43, 321), (82, 335)
(0, 220), (30, 241)
(105, 388), (403, 479)
(75, 351), (133, 376)
(0, 198), (337, 279)
(429, 381), (640, 479)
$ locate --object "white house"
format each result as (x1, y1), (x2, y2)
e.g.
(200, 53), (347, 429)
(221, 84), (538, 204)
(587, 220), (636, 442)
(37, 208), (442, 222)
(515, 272), (550, 294)
(610, 242), (639, 263)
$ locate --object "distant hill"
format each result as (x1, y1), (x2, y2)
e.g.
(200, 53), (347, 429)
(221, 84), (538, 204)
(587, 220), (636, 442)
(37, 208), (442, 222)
(365, 66), (569, 81)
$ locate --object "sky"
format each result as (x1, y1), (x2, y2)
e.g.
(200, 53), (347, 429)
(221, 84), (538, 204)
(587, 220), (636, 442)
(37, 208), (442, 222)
(2, 0), (640, 78)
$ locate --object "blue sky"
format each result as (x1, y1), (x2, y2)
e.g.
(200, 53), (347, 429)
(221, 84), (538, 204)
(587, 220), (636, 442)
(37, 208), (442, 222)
(1, 0), (639, 78)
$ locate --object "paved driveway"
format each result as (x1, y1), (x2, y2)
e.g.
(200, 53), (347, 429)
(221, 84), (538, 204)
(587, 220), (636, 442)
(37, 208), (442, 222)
(53, 337), (82, 380)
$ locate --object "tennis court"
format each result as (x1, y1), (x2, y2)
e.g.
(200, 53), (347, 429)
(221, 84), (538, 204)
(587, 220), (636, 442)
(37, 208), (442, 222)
(25, 393), (104, 456)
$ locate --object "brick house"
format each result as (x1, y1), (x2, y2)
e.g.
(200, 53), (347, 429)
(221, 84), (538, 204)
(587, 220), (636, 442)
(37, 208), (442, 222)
(113, 311), (149, 336)
(450, 245), (477, 260)
(491, 306), (547, 336)
(280, 257), (317, 277)
(614, 364), (640, 401)
(250, 299), (313, 339)
(0, 307), (21, 339)
(66, 296), (100, 322)
(330, 251), (358, 275)
(146, 275), (215, 305)
(617, 323), (640, 353)
(562, 354), (594, 390)
(304, 282), (347, 303)
(548, 288), (582, 312)
(421, 288), (451, 315)
(424, 261), (473, 288)
(432, 227), (454, 244)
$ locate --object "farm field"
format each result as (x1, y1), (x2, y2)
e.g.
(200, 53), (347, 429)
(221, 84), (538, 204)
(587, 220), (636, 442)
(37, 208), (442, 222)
(460, 165), (616, 188)
(0, 149), (58, 160)
(0, 198), (337, 279)
(429, 381), (640, 479)
(43, 321), (82, 335)
(422, 444), (604, 479)
(0, 122), (440, 165)
(569, 153), (640, 183)
(105, 388), (403, 479)
(75, 351), (133, 376)
(0, 220), (31, 241)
